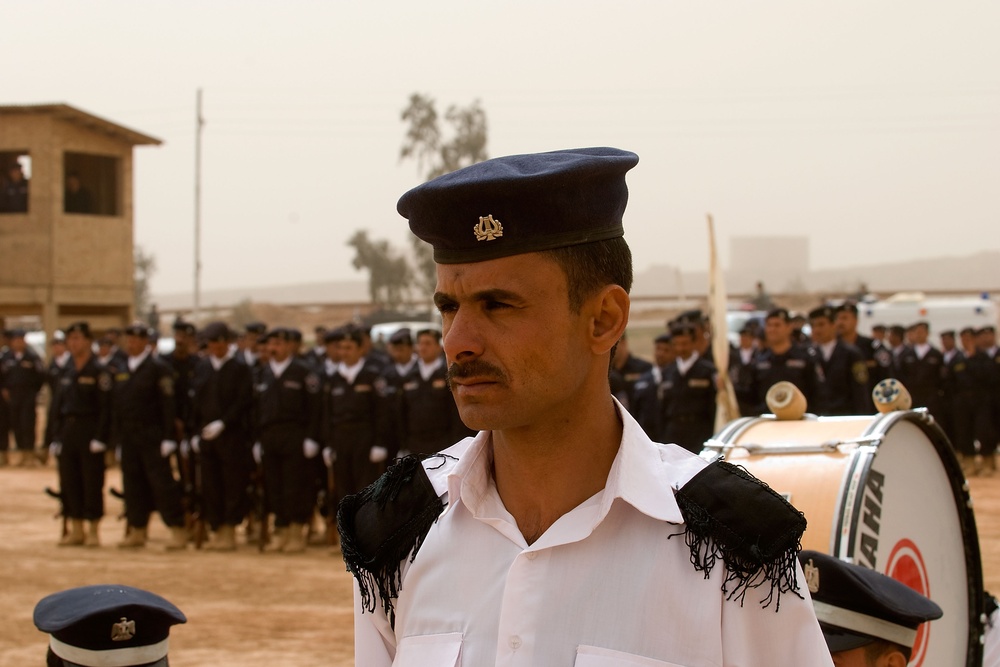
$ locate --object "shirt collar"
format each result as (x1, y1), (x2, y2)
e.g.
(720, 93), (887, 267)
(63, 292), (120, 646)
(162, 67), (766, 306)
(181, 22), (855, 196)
(418, 356), (444, 381)
(269, 356), (292, 378)
(338, 358), (365, 383)
(395, 355), (417, 377)
(676, 351), (699, 376)
(127, 347), (151, 372)
(210, 348), (235, 371)
(444, 399), (701, 541)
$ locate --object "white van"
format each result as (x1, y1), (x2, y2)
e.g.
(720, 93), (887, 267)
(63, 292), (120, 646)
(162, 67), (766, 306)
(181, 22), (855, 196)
(856, 292), (998, 337)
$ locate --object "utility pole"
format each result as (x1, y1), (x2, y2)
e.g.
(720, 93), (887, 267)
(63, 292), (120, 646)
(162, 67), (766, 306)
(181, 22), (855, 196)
(194, 88), (204, 320)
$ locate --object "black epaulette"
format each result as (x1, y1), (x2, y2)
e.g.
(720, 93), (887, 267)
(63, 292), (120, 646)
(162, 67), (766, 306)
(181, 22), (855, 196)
(672, 460), (806, 610)
(337, 456), (446, 626)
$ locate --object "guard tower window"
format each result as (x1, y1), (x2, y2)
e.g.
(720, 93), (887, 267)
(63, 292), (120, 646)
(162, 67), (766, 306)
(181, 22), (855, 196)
(0, 151), (30, 214)
(64, 152), (120, 216)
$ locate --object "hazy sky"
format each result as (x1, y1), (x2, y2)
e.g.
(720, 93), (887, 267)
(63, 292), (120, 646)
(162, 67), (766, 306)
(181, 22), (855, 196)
(5, 1), (999, 297)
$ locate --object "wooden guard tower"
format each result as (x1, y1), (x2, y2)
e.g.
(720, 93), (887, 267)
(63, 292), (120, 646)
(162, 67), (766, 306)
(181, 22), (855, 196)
(0, 103), (161, 340)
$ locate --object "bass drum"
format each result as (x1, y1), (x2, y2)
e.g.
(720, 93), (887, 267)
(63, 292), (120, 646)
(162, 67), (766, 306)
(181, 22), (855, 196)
(706, 409), (984, 667)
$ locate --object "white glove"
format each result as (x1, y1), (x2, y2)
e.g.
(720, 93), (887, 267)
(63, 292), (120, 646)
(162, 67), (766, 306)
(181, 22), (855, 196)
(252, 442), (262, 464)
(89, 440), (107, 454)
(191, 436), (202, 454)
(160, 440), (178, 458)
(50, 442), (62, 458)
(303, 438), (320, 459)
(179, 439), (190, 457)
(201, 419), (225, 441)
(369, 446), (388, 463)
(322, 447), (336, 467)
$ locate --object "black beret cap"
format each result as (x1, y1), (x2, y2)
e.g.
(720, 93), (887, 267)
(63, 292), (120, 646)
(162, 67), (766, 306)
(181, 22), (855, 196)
(289, 328), (303, 342)
(766, 308), (791, 322)
(835, 302), (859, 316)
(65, 321), (91, 338)
(939, 329), (956, 338)
(201, 321), (230, 342)
(34, 584), (186, 667)
(808, 305), (835, 321)
(654, 332), (673, 344)
(398, 147), (639, 264)
(799, 550), (942, 653)
(323, 327), (347, 344)
(675, 309), (704, 325)
(172, 319), (196, 335)
(266, 327), (293, 342)
(388, 328), (413, 346)
(978, 325), (996, 335)
(245, 321), (267, 335)
(124, 322), (149, 337)
(9, 328), (26, 338)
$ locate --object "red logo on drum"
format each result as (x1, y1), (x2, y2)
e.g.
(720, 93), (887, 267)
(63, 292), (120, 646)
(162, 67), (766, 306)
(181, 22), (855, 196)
(886, 539), (931, 666)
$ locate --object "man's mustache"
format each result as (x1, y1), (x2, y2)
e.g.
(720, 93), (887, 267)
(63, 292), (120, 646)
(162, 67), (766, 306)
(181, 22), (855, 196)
(446, 360), (509, 391)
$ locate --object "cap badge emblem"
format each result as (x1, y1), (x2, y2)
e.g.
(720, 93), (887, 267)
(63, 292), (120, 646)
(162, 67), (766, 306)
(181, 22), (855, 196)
(804, 559), (820, 594)
(474, 215), (503, 242)
(111, 617), (136, 642)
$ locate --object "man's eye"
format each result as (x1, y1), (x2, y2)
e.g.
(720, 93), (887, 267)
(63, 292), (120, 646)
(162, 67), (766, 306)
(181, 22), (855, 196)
(436, 302), (457, 314)
(485, 300), (510, 311)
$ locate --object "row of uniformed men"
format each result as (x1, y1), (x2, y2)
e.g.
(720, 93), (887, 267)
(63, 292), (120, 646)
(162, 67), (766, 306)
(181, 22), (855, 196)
(610, 303), (1000, 472)
(41, 317), (471, 552)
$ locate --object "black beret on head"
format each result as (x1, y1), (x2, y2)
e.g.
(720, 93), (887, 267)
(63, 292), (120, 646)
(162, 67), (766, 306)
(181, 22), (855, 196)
(65, 322), (91, 338)
(808, 306), (835, 322)
(34, 584), (186, 667)
(245, 321), (267, 335)
(124, 322), (149, 337)
(398, 147), (639, 264)
(388, 328), (413, 346)
(201, 321), (230, 342)
(799, 550), (942, 654)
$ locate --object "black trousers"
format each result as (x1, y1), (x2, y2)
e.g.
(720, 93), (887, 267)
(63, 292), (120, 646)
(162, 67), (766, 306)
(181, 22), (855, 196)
(331, 425), (378, 509)
(261, 423), (314, 526)
(201, 432), (251, 529)
(57, 415), (106, 520)
(119, 424), (184, 528)
(8, 392), (37, 451)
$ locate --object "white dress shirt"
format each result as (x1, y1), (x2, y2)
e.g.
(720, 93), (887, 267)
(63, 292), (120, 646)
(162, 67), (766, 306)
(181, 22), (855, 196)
(353, 403), (833, 667)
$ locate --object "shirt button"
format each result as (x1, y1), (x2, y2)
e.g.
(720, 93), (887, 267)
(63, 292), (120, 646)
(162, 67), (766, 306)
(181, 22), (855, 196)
(509, 636), (522, 649)
(525, 551), (537, 560)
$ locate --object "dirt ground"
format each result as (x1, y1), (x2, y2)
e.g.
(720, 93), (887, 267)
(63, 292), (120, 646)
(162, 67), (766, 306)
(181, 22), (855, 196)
(2, 456), (1000, 667)
(0, 461), (356, 667)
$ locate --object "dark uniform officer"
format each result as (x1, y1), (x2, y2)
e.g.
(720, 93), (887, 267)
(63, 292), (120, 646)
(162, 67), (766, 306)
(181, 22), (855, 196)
(893, 322), (945, 422)
(377, 328), (417, 459)
(610, 332), (653, 411)
(660, 324), (717, 453)
(970, 326), (1000, 475)
(729, 324), (760, 417)
(253, 327), (323, 553)
(799, 550), (942, 664)
(162, 320), (198, 444)
(835, 303), (892, 394)
(1, 328), (46, 464)
(190, 322), (254, 551)
(48, 322), (112, 547)
(43, 330), (72, 454)
(631, 332), (673, 441)
(111, 323), (187, 550)
(34, 584), (186, 667)
(323, 326), (384, 512)
(749, 309), (819, 415)
(940, 331), (978, 471)
(396, 328), (474, 457)
(809, 306), (870, 416)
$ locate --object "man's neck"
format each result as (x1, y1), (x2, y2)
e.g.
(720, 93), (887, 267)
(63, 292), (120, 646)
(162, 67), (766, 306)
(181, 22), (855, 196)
(490, 387), (622, 545)
(770, 340), (792, 355)
(73, 351), (92, 370)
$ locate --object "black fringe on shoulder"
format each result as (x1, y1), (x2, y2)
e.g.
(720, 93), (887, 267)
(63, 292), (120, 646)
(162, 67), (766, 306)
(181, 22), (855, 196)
(337, 455), (445, 627)
(671, 461), (805, 611)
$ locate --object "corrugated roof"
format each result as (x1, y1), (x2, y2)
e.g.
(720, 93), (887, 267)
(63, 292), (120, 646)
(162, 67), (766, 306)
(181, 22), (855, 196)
(0, 103), (162, 146)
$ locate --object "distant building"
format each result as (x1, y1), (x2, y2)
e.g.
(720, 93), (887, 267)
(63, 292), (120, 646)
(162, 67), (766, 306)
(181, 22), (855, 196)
(0, 103), (160, 340)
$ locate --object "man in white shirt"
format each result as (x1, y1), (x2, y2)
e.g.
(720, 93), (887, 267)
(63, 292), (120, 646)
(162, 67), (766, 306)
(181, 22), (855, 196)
(339, 147), (832, 666)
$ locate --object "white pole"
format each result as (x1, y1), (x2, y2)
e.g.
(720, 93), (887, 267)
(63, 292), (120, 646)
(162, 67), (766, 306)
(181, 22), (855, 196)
(194, 89), (204, 321)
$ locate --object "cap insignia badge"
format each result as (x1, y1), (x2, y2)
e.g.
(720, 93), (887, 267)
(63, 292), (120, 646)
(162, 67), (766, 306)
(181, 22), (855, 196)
(804, 559), (820, 594)
(111, 617), (136, 642)
(474, 215), (503, 242)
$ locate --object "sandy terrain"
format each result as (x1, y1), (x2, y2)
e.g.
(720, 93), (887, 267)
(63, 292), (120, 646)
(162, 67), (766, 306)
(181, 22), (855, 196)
(1, 455), (998, 666)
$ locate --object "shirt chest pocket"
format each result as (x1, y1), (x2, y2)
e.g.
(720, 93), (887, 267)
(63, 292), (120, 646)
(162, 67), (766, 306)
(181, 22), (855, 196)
(393, 632), (462, 667)
(575, 645), (691, 667)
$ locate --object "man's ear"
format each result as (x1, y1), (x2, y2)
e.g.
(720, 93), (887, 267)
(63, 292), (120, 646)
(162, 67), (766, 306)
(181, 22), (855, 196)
(588, 285), (630, 355)
(882, 651), (908, 667)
